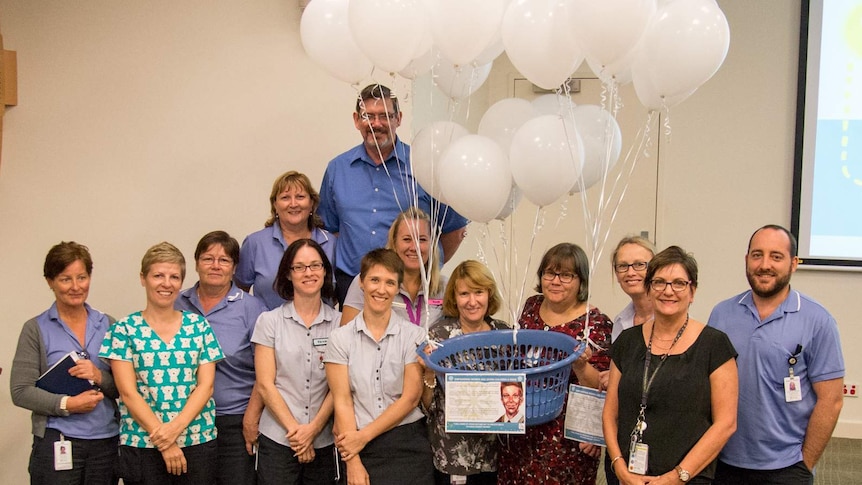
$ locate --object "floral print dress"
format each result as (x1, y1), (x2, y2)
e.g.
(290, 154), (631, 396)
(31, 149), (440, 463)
(496, 295), (613, 485)
(425, 316), (511, 477)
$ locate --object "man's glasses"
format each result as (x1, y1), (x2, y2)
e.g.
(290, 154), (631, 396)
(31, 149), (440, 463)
(358, 111), (398, 123)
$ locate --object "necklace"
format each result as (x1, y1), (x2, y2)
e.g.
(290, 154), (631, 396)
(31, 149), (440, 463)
(648, 314), (689, 359)
(633, 313), (689, 445)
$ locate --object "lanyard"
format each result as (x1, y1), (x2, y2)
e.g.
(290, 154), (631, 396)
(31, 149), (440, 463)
(632, 314), (689, 442)
(402, 294), (424, 326)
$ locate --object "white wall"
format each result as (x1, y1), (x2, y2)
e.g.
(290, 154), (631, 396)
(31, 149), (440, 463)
(1, 1), (860, 482)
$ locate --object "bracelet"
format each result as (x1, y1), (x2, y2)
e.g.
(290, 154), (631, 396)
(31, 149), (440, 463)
(59, 395), (70, 415)
(610, 455), (624, 468)
(423, 374), (437, 389)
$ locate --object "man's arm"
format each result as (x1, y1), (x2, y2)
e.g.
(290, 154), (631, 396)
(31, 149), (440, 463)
(440, 227), (466, 264)
(802, 377), (843, 470)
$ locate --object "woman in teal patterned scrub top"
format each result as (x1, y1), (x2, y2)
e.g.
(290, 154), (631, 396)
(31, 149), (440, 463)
(100, 242), (224, 485)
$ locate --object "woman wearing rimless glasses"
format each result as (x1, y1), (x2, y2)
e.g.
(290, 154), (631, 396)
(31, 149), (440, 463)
(175, 231), (267, 485)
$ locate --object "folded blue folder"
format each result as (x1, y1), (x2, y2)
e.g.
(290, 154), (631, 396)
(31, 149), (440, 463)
(35, 351), (94, 395)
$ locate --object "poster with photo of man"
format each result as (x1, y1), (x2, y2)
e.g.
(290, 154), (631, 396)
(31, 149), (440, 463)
(444, 373), (526, 434)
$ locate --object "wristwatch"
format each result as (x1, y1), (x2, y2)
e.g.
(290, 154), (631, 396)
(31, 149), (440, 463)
(59, 395), (70, 416)
(675, 465), (691, 482)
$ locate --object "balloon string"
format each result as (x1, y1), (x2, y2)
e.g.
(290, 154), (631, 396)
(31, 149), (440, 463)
(591, 112), (655, 275)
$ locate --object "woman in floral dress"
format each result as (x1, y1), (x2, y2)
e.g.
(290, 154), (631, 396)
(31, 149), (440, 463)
(422, 260), (510, 485)
(497, 243), (613, 485)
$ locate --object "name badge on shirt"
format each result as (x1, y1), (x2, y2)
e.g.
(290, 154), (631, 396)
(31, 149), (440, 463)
(54, 438), (73, 471)
(312, 338), (328, 348)
(784, 375), (802, 402)
(628, 442), (649, 475)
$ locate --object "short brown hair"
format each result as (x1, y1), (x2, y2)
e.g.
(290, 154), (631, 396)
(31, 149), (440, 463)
(359, 248), (404, 286)
(356, 84), (399, 114)
(194, 231), (240, 265)
(644, 246), (698, 291)
(44, 241), (93, 279)
(442, 260), (501, 318)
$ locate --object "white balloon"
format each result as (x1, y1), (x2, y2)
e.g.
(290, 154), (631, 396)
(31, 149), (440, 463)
(566, 0), (656, 77)
(531, 93), (576, 117)
(400, 47), (436, 80)
(411, 121), (470, 201)
(570, 105), (623, 192)
(495, 184), (523, 220)
(478, 98), (538, 154)
(300, 0), (373, 84)
(637, 0), (730, 98)
(586, 56), (634, 86)
(438, 135), (513, 223)
(433, 60), (493, 99)
(510, 115), (585, 207)
(473, 36), (505, 66)
(348, 0), (427, 73)
(501, 0), (584, 90)
(631, 57), (696, 110)
(425, 0), (510, 66)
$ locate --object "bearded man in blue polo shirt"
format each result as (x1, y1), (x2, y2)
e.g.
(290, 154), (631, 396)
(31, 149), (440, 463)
(708, 225), (844, 485)
(319, 84), (468, 305)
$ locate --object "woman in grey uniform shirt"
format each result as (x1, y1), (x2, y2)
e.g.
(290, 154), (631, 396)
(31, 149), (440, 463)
(325, 248), (433, 485)
(253, 239), (340, 484)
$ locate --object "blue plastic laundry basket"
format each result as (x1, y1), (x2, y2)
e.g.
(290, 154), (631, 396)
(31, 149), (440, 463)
(419, 329), (584, 426)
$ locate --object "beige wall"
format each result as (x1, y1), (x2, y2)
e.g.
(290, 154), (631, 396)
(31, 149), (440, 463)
(1, 0), (860, 482)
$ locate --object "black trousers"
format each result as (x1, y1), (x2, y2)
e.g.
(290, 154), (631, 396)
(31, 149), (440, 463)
(256, 434), (336, 485)
(118, 441), (218, 485)
(713, 460), (814, 485)
(214, 414), (256, 485)
(29, 428), (118, 485)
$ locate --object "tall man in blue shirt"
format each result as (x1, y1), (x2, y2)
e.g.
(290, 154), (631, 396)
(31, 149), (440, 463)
(319, 84), (468, 305)
(708, 225), (844, 485)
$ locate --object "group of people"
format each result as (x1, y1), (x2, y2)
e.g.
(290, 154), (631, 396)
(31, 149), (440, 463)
(9, 78), (845, 485)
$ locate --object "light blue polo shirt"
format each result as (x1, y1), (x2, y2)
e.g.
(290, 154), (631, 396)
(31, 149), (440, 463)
(318, 139), (468, 276)
(39, 303), (119, 439)
(236, 224), (335, 310)
(176, 283), (267, 415)
(707, 289), (844, 470)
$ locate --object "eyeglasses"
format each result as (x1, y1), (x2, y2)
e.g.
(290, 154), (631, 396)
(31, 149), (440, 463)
(541, 270), (577, 284)
(649, 279), (692, 292)
(359, 111), (398, 123)
(291, 262), (324, 273)
(199, 256), (233, 267)
(614, 261), (648, 273)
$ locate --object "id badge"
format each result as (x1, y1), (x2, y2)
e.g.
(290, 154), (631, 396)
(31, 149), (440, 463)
(54, 439), (73, 471)
(784, 375), (802, 402)
(628, 442), (649, 475)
